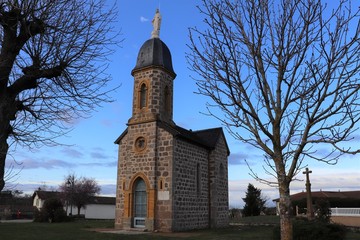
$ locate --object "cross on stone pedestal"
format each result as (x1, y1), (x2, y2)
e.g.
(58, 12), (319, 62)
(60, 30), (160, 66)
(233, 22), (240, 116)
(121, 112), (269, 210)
(303, 167), (314, 220)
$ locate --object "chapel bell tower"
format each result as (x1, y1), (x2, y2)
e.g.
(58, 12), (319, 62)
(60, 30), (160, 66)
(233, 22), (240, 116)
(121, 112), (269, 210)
(128, 9), (176, 126)
(115, 9), (229, 232)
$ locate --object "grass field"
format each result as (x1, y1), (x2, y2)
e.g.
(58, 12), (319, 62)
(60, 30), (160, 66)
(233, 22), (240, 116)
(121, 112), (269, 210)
(0, 217), (359, 240)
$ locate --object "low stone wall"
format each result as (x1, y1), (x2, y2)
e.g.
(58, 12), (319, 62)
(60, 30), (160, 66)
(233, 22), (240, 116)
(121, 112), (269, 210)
(331, 216), (360, 227)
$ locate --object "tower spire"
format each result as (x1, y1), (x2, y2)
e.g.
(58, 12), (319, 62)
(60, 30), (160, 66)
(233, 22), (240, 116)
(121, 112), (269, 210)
(151, 9), (161, 39)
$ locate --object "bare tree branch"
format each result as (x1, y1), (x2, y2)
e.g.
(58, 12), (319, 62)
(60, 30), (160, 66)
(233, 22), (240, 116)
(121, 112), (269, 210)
(0, 0), (121, 191)
(187, 0), (360, 239)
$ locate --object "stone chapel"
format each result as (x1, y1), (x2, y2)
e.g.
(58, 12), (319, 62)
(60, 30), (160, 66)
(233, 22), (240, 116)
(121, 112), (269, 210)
(114, 9), (229, 232)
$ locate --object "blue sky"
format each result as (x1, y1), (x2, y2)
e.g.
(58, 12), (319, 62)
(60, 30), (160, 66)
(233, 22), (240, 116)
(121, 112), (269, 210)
(5, 0), (360, 208)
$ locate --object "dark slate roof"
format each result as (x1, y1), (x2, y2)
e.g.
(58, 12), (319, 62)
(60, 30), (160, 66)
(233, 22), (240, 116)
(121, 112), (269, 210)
(90, 196), (116, 205)
(115, 121), (230, 155)
(131, 38), (176, 77)
(33, 190), (115, 205)
(273, 190), (360, 202)
(193, 128), (225, 149)
(114, 128), (128, 145)
(32, 190), (60, 200)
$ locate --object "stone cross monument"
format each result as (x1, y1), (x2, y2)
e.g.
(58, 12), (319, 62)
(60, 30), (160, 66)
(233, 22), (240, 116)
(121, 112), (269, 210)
(303, 167), (314, 220)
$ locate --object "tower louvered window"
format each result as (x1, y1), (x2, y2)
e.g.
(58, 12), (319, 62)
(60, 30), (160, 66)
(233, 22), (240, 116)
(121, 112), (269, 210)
(139, 83), (147, 108)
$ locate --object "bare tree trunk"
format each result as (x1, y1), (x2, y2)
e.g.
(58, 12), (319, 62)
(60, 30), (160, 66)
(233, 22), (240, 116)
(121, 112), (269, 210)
(278, 179), (293, 240)
(0, 139), (7, 191)
(0, 96), (12, 191)
(0, 133), (9, 191)
(0, 91), (16, 191)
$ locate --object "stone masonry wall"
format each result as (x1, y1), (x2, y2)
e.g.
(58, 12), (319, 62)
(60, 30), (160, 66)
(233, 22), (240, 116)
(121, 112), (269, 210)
(115, 132), (128, 229)
(115, 122), (159, 230)
(115, 122), (175, 231)
(129, 68), (174, 125)
(154, 126), (174, 232)
(172, 138), (210, 231)
(209, 134), (229, 227)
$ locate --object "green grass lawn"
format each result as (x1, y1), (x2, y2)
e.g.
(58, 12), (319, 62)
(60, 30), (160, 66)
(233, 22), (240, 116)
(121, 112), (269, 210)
(0, 218), (359, 240)
(231, 215), (280, 225)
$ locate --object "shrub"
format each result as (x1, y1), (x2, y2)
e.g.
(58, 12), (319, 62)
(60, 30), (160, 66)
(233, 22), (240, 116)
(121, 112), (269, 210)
(33, 207), (45, 222)
(33, 198), (68, 223)
(53, 208), (68, 222)
(314, 198), (331, 223)
(273, 218), (347, 240)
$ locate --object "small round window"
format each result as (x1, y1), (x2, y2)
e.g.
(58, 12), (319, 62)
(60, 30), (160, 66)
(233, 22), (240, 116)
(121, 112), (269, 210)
(135, 137), (146, 151)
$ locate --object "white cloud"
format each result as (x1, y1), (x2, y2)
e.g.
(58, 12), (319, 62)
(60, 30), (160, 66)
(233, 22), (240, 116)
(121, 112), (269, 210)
(140, 16), (148, 22)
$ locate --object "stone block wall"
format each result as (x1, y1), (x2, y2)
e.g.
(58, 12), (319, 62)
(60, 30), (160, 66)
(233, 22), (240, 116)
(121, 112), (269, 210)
(115, 125), (230, 232)
(154, 126), (174, 232)
(129, 68), (174, 125)
(209, 134), (229, 227)
(172, 138), (211, 231)
(115, 121), (159, 230)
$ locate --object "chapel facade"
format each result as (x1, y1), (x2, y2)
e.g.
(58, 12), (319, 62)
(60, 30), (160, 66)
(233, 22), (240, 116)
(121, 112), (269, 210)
(114, 9), (229, 232)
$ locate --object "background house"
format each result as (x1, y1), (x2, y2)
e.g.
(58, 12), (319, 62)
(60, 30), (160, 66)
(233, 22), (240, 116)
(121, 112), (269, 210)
(273, 190), (360, 227)
(32, 190), (60, 210)
(32, 190), (115, 219)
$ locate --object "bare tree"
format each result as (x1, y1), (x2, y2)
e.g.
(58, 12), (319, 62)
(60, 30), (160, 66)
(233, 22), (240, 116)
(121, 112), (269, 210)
(0, 1), (120, 191)
(187, 0), (360, 239)
(59, 174), (100, 216)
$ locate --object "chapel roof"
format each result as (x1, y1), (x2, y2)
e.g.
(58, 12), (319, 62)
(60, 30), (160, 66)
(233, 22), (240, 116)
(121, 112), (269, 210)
(115, 121), (230, 156)
(131, 37), (176, 77)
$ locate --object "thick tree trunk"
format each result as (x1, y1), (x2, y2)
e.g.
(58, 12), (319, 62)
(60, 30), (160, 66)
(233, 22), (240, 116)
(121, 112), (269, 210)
(278, 180), (293, 240)
(0, 138), (7, 191)
(0, 93), (14, 192)
(0, 121), (10, 192)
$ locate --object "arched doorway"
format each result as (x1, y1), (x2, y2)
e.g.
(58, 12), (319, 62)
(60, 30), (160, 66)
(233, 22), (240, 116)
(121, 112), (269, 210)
(133, 178), (147, 227)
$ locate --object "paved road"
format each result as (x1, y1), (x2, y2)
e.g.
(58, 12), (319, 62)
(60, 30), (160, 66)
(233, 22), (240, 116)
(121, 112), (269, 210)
(0, 219), (33, 223)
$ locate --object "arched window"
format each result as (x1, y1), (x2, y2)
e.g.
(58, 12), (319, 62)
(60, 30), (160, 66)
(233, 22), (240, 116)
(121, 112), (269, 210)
(219, 163), (225, 177)
(164, 86), (170, 113)
(139, 83), (147, 109)
(158, 178), (164, 190)
(133, 178), (147, 227)
(196, 163), (201, 195)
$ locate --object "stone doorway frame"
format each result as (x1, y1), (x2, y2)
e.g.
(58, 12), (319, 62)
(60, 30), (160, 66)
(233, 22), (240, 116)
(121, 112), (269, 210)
(126, 173), (156, 229)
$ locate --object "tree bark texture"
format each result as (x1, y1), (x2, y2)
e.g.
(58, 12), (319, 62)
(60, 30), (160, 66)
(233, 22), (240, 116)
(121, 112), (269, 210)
(278, 177), (293, 240)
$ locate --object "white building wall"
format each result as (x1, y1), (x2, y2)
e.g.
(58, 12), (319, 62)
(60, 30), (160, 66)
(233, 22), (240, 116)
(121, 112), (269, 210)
(65, 206), (85, 216)
(84, 204), (115, 219)
(33, 192), (115, 219)
(33, 195), (46, 209)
